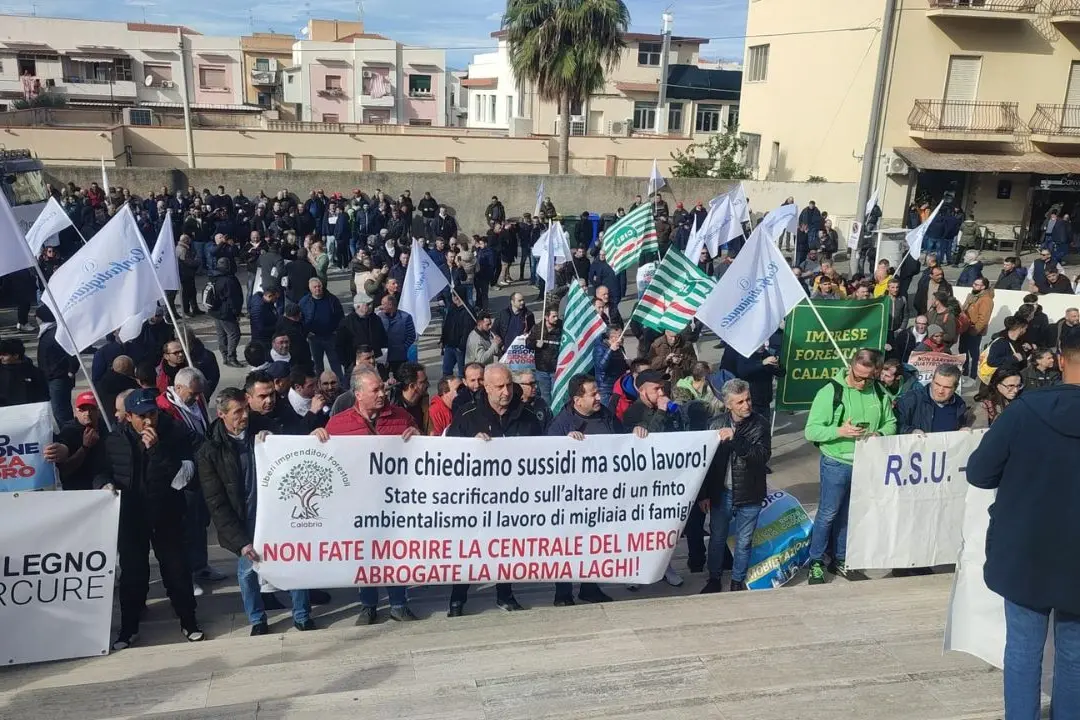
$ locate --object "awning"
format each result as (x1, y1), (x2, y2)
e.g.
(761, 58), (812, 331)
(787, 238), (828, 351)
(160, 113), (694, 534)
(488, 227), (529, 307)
(616, 81), (658, 94)
(67, 56), (119, 63)
(140, 102), (265, 112)
(894, 146), (1080, 175)
(461, 77), (497, 88)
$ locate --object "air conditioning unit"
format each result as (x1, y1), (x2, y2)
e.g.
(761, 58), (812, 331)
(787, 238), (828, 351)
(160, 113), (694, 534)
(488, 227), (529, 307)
(123, 107), (155, 126)
(607, 120), (631, 136)
(886, 152), (909, 176)
(161, 80), (175, 89)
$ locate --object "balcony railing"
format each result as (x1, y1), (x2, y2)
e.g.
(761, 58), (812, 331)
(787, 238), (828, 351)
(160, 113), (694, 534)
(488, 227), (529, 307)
(1029, 104), (1080, 137)
(251, 70), (277, 86)
(908, 99), (1024, 135)
(1048, 0), (1080, 14)
(928, 0), (1039, 12)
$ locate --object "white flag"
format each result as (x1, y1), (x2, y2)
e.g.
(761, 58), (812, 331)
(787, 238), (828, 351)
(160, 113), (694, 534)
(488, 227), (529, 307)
(683, 215), (704, 263)
(726, 183), (751, 224)
(535, 223), (558, 290)
(117, 212), (180, 342)
(24, 197), (73, 255)
(866, 187), (880, 220)
(905, 200), (944, 261)
(696, 204), (805, 358)
(100, 156), (110, 194)
(532, 221), (571, 261)
(534, 180), (545, 218)
(0, 192), (38, 277)
(646, 159), (666, 197)
(399, 237), (448, 337)
(45, 205), (160, 355)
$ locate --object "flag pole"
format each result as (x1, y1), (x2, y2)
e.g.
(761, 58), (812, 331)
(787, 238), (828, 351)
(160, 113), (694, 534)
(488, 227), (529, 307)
(800, 296), (852, 370)
(132, 231), (191, 363)
(35, 267), (113, 433)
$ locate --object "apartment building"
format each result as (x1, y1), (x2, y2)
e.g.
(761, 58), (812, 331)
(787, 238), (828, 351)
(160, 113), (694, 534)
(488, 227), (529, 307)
(466, 32), (740, 138)
(739, 0), (1080, 243)
(281, 19), (448, 126)
(240, 33), (296, 120)
(0, 15), (252, 122)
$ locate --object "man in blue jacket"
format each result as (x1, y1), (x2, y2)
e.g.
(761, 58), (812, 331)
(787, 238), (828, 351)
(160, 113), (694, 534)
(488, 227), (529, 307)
(966, 330), (1080, 719)
(895, 364), (971, 434)
(299, 277), (345, 382)
(248, 282), (283, 344)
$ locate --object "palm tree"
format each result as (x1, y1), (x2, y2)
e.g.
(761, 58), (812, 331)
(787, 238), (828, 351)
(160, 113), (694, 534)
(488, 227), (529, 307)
(503, 0), (630, 174)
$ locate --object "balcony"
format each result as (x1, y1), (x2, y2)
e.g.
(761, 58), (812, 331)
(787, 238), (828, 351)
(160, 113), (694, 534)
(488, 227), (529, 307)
(250, 70), (278, 86)
(1029, 104), (1080, 145)
(927, 0), (1039, 21)
(0, 76), (137, 100)
(1049, 0), (1080, 25)
(908, 99), (1025, 143)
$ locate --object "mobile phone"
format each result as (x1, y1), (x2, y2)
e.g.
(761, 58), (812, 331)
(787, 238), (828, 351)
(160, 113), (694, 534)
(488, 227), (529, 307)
(855, 422), (870, 429)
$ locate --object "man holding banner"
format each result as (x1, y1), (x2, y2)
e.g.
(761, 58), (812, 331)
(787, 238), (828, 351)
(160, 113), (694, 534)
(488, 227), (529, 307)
(804, 349), (896, 585)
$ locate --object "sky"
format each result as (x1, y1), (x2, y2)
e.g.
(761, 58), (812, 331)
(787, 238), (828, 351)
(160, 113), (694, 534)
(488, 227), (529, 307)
(0, 0), (747, 69)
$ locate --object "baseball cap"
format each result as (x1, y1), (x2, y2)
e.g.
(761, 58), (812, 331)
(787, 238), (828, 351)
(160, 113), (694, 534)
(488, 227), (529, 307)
(75, 391), (97, 409)
(124, 388), (159, 415)
(635, 370), (666, 389)
(266, 361), (291, 379)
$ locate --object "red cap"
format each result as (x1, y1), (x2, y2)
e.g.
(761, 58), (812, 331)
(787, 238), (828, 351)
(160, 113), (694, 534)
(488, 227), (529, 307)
(75, 391), (97, 409)
(676, 202), (684, 208)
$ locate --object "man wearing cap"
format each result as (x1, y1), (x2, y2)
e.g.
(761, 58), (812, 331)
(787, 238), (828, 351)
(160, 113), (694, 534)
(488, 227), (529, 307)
(275, 303), (313, 372)
(97, 388), (204, 649)
(265, 360), (292, 398)
(337, 292), (388, 377)
(622, 370), (687, 587)
(0, 337), (48, 408)
(249, 282), (284, 344)
(57, 391), (109, 491)
(913, 324), (947, 354)
(269, 331), (292, 365)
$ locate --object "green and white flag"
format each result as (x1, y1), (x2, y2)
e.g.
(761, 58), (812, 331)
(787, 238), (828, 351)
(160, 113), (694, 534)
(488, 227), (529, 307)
(601, 203), (657, 274)
(634, 247), (715, 333)
(551, 283), (608, 412)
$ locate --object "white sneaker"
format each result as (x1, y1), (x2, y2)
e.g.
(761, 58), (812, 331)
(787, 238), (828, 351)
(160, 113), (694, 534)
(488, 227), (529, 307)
(193, 583), (204, 597)
(663, 565), (684, 587)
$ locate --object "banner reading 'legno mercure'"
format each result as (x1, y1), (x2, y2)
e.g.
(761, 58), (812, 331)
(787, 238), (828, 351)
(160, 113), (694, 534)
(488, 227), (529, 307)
(254, 433), (719, 590)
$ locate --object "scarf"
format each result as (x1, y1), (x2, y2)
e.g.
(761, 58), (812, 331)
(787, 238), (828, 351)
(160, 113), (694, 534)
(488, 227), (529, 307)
(270, 349), (291, 364)
(38, 321), (56, 339)
(166, 387), (207, 436)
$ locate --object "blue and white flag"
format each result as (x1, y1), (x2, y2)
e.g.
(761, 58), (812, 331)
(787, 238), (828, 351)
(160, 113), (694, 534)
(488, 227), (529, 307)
(399, 236), (448, 337)
(683, 215), (703, 263)
(696, 203), (805, 358)
(532, 220), (571, 262)
(534, 180), (545, 217)
(45, 205), (160, 355)
(0, 192), (37, 277)
(118, 212), (180, 342)
(906, 200), (944, 261)
(24, 197), (73, 255)
(535, 222), (559, 290)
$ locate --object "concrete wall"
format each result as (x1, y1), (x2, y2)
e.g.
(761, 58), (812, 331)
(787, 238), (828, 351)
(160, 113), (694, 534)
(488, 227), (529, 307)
(43, 163), (858, 238)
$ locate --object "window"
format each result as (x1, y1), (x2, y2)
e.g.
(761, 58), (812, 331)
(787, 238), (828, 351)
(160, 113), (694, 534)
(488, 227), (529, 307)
(695, 104), (722, 133)
(128, 108), (153, 126)
(257, 91), (272, 108)
(321, 113), (339, 123)
(638, 42), (662, 66)
(728, 105), (739, 131)
(633, 101), (657, 131)
(768, 142), (780, 178)
(668, 102), (683, 133)
(144, 63), (173, 85)
(747, 44), (770, 82)
(112, 58), (133, 82)
(569, 98), (583, 116)
(408, 74), (432, 96)
(254, 58), (270, 72)
(17, 56), (37, 76)
(475, 94), (482, 121)
(198, 66), (226, 89)
(489, 95), (496, 122)
(506, 94), (512, 123)
(287, 74), (294, 84)
(741, 132), (761, 175)
(408, 119), (432, 126)
(325, 75), (342, 91)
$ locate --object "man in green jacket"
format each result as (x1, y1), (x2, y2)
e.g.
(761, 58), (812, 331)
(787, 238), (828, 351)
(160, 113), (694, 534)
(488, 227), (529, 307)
(804, 349), (897, 584)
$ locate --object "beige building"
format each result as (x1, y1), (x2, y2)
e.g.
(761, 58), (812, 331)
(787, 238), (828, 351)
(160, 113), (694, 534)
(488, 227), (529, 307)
(473, 32), (740, 139)
(239, 33), (296, 120)
(739, 0), (1080, 244)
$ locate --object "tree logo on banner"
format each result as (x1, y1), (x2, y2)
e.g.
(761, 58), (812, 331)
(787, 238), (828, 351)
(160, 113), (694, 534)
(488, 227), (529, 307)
(262, 448), (350, 526)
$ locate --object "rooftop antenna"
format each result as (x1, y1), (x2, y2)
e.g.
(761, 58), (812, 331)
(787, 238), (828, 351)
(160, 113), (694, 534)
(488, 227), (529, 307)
(358, 1), (365, 23)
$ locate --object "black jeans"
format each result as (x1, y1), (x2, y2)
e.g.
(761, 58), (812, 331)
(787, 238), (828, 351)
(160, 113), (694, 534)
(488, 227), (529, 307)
(117, 497), (197, 634)
(180, 277), (200, 314)
(450, 583), (513, 605)
(475, 278), (490, 310)
(554, 582), (603, 601)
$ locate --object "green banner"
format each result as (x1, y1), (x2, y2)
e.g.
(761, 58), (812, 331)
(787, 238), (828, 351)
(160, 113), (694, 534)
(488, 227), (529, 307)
(775, 297), (890, 411)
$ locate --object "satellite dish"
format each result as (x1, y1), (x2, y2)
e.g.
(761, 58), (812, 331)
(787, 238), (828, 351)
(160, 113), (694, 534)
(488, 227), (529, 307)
(299, 27), (309, 36)
(144, 75), (154, 87)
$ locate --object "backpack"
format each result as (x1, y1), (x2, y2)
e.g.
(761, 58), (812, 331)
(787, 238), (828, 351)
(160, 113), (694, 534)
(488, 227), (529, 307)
(956, 311), (972, 336)
(813, 378), (886, 446)
(977, 338), (1003, 385)
(201, 282), (218, 309)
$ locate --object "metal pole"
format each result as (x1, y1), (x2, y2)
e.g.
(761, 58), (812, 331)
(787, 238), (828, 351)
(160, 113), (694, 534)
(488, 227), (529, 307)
(654, 12), (673, 135)
(854, 0), (898, 246)
(132, 212), (191, 362)
(177, 28), (196, 169)
(801, 296), (852, 371)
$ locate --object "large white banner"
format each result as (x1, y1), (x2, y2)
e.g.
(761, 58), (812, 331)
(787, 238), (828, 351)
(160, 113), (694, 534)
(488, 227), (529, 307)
(951, 286), (1078, 342)
(254, 432), (719, 590)
(0, 490), (119, 665)
(847, 430), (985, 570)
(944, 485), (1005, 669)
(0, 402), (58, 492)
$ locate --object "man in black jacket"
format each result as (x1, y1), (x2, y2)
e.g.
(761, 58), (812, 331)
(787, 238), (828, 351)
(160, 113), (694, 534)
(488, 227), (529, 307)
(97, 388), (203, 649)
(337, 293), (388, 376)
(547, 374), (643, 605)
(35, 305), (78, 425)
(966, 330), (1080, 716)
(209, 257), (244, 367)
(275, 304), (313, 373)
(697, 378), (770, 593)
(284, 248), (317, 304)
(198, 388), (316, 636)
(525, 309), (561, 404)
(995, 256), (1026, 291)
(0, 338), (48, 407)
(440, 291), (474, 378)
(447, 363), (542, 616)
